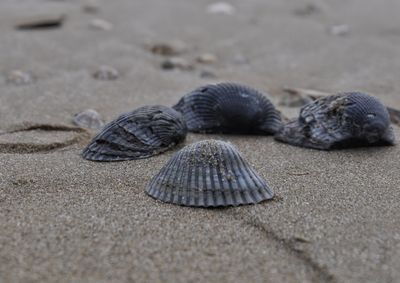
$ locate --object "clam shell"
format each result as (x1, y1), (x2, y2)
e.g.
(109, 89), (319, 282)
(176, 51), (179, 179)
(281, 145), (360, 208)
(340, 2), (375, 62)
(173, 83), (282, 134)
(146, 140), (274, 207)
(275, 92), (396, 149)
(82, 105), (187, 161)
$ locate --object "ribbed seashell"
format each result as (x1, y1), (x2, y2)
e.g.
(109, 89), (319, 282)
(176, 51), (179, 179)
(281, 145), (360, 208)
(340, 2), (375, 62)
(82, 105), (187, 161)
(275, 92), (396, 149)
(146, 140), (274, 207)
(173, 83), (282, 134)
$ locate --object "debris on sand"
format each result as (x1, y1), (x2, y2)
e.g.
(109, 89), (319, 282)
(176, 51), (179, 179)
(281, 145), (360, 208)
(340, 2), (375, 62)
(161, 57), (194, 71)
(15, 14), (65, 30)
(147, 40), (187, 56)
(92, 65), (119, 80)
(6, 70), (35, 85)
(89, 18), (113, 31)
(196, 53), (217, 64)
(82, 0), (100, 14)
(73, 109), (104, 130)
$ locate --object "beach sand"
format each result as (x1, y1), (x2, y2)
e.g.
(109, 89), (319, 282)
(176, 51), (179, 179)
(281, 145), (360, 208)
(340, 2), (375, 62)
(0, 0), (400, 282)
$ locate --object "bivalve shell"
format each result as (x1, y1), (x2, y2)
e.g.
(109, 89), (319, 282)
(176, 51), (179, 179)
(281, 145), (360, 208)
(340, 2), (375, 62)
(146, 139), (274, 207)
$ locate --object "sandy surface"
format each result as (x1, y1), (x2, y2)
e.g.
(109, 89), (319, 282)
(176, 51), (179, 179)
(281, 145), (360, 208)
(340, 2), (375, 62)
(1, 0), (400, 282)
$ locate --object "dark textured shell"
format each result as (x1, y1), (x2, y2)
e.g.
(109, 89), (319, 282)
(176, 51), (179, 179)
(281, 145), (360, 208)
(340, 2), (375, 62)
(82, 105), (187, 161)
(173, 83), (282, 134)
(275, 92), (396, 149)
(146, 140), (274, 207)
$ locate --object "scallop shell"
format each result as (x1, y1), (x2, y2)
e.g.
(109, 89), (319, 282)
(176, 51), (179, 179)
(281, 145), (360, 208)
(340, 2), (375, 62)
(82, 105), (187, 161)
(173, 83), (282, 134)
(275, 92), (396, 149)
(146, 140), (274, 207)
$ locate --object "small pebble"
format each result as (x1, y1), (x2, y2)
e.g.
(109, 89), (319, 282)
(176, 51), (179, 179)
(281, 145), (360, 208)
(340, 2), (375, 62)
(161, 57), (194, 71)
(329, 24), (350, 36)
(73, 109), (104, 129)
(6, 70), (34, 85)
(15, 14), (65, 30)
(82, 0), (100, 13)
(196, 53), (217, 64)
(93, 65), (119, 80)
(89, 18), (113, 31)
(206, 2), (236, 15)
(149, 40), (187, 56)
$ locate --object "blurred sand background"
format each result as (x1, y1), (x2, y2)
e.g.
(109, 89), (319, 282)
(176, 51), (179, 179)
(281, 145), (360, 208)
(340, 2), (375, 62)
(0, 0), (400, 282)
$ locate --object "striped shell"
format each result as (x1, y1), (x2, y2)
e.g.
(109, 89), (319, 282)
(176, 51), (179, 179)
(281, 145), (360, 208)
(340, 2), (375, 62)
(82, 105), (187, 161)
(275, 92), (396, 149)
(173, 83), (282, 134)
(146, 139), (274, 207)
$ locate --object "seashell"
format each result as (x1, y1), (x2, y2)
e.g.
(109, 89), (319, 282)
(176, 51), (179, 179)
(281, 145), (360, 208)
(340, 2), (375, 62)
(82, 105), (187, 161)
(173, 83), (282, 134)
(275, 92), (396, 150)
(146, 140), (274, 207)
(73, 109), (104, 129)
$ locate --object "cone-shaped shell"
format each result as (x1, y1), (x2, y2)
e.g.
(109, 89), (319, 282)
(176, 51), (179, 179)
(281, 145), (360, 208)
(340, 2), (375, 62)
(82, 105), (187, 161)
(146, 140), (274, 207)
(275, 92), (396, 149)
(173, 83), (282, 134)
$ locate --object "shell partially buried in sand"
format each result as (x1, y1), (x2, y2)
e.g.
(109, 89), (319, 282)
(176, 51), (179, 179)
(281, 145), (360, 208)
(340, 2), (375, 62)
(82, 105), (187, 161)
(173, 83), (282, 134)
(146, 140), (274, 207)
(275, 92), (396, 150)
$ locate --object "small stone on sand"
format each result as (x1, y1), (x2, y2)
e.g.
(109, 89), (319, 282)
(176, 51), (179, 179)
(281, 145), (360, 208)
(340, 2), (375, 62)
(82, 0), (100, 13)
(93, 65), (119, 80)
(148, 41), (187, 56)
(196, 53), (217, 64)
(161, 57), (194, 71)
(73, 109), (104, 129)
(89, 19), (113, 31)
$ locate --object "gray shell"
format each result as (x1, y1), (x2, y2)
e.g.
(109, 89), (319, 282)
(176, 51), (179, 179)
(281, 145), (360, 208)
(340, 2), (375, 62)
(173, 83), (282, 134)
(146, 140), (274, 207)
(275, 92), (396, 149)
(82, 105), (187, 161)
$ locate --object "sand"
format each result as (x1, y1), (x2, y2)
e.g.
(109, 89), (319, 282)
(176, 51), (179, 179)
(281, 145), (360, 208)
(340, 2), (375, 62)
(1, 0), (400, 282)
